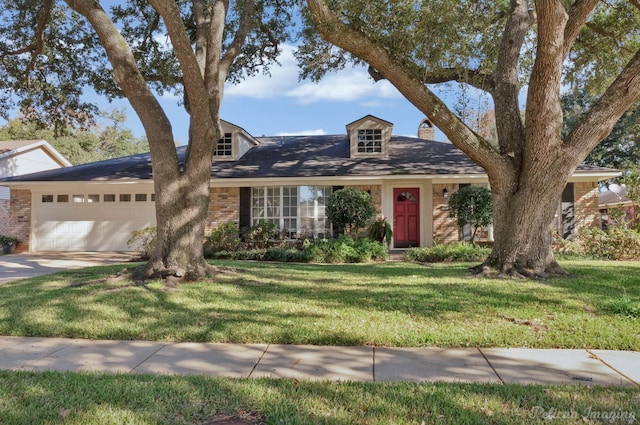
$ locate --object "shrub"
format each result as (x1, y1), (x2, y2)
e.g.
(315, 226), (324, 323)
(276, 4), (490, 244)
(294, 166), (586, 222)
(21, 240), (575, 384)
(447, 186), (492, 243)
(243, 220), (278, 249)
(326, 188), (376, 238)
(404, 242), (491, 263)
(368, 217), (393, 246)
(127, 226), (157, 259)
(303, 236), (388, 263)
(206, 222), (241, 252)
(588, 226), (640, 260)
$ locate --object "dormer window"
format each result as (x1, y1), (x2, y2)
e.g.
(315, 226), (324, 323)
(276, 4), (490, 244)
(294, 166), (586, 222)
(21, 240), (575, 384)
(346, 115), (392, 159)
(214, 133), (233, 157)
(357, 129), (383, 153)
(212, 120), (260, 161)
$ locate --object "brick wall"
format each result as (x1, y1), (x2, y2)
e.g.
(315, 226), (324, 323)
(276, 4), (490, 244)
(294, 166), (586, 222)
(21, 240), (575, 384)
(205, 187), (240, 233)
(574, 181), (599, 230)
(347, 185), (383, 216)
(9, 189), (31, 253)
(432, 183), (460, 244)
(0, 199), (9, 236)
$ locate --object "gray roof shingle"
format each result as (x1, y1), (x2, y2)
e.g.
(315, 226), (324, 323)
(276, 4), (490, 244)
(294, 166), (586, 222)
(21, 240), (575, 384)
(0, 135), (618, 182)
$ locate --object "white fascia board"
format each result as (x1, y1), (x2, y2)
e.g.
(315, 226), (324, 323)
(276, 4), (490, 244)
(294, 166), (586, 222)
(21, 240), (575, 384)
(0, 140), (72, 167)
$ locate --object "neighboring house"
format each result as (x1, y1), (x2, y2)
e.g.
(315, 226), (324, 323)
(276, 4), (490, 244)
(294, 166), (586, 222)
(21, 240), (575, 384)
(0, 140), (71, 237)
(0, 115), (619, 253)
(599, 185), (638, 229)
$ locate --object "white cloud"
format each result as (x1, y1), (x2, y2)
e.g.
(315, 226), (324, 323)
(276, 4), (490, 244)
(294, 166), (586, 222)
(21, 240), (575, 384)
(275, 129), (327, 136)
(224, 44), (403, 104)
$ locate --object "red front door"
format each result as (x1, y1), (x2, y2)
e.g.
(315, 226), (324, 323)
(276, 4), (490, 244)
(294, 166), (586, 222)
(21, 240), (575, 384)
(393, 188), (420, 248)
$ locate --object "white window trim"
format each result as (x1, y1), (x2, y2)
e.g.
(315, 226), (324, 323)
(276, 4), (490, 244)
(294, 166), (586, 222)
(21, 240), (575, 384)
(251, 185), (332, 239)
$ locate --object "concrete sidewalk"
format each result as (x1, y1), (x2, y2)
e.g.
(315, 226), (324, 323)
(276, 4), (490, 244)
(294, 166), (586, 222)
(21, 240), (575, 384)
(0, 252), (136, 285)
(0, 336), (638, 386)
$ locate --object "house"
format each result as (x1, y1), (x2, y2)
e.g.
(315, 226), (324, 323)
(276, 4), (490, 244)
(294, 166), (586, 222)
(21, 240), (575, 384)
(0, 115), (619, 253)
(0, 140), (71, 237)
(599, 185), (638, 229)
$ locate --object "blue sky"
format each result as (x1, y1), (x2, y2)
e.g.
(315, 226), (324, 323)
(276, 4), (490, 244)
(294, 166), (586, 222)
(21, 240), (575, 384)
(89, 44), (448, 144)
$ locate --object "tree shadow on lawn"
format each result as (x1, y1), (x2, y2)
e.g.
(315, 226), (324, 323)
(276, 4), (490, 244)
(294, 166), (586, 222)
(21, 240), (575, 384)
(0, 261), (635, 346)
(1, 371), (637, 425)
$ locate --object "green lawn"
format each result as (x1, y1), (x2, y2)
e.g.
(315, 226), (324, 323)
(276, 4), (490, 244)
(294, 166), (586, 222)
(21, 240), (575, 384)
(0, 260), (638, 349)
(1, 371), (638, 425)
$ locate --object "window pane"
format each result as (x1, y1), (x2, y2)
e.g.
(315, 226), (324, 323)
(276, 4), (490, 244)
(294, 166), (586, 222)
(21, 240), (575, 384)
(87, 194), (100, 203)
(57, 195), (69, 203)
(120, 194), (131, 202)
(73, 195), (84, 203)
(135, 194), (147, 202)
(214, 133), (233, 156)
(42, 195), (53, 203)
(104, 194), (116, 202)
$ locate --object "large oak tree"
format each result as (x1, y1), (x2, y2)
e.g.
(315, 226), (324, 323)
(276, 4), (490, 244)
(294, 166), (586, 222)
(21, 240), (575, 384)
(1, 0), (292, 280)
(301, 0), (640, 276)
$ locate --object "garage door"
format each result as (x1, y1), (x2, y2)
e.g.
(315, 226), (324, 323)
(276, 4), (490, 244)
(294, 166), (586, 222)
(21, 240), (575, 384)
(35, 192), (156, 251)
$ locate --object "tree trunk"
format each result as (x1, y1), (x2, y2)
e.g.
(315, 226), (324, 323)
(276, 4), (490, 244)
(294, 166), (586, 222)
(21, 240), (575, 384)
(478, 168), (571, 278)
(144, 171), (215, 281)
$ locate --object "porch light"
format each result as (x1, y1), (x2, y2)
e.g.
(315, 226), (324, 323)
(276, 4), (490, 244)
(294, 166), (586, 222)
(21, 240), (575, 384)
(443, 188), (449, 199)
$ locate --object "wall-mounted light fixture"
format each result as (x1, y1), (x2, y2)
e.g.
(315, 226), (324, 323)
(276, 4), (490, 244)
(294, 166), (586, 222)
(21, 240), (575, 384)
(443, 188), (449, 199)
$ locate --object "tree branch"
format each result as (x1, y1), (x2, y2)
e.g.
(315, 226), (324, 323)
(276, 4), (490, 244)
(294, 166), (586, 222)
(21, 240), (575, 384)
(565, 48), (640, 161)
(220, 0), (256, 76)
(64, 0), (178, 174)
(306, 0), (509, 175)
(0, 0), (53, 87)
(492, 0), (531, 169)
(524, 0), (567, 171)
(563, 0), (599, 57)
(148, 0), (216, 168)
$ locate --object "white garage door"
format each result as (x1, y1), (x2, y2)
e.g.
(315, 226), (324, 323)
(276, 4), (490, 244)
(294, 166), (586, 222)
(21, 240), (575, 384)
(35, 192), (156, 252)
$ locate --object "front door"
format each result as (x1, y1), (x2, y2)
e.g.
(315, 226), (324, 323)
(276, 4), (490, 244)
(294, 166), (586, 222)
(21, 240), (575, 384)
(393, 188), (420, 248)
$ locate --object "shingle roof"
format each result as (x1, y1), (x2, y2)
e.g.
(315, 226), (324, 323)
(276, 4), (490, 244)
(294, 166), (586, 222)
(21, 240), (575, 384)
(0, 135), (618, 182)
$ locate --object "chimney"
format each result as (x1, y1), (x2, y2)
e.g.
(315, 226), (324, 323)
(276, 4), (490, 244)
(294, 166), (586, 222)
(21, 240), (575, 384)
(418, 118), (435, 140)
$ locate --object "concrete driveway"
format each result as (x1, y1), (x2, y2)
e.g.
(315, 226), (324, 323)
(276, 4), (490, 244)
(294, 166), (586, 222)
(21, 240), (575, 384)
(0, 252), (136, 284)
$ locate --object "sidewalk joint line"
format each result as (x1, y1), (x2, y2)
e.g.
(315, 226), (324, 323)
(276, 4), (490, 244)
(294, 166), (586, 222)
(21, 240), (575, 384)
(585, 349), (639, 387)
(20, 342), (71, 370)
(130, 343), (168, 373)
(477, 347), (504, 384)
(248, 344), (270, 378)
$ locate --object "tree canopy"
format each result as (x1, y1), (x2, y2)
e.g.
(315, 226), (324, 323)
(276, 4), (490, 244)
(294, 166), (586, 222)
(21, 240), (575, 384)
(0, 0), (297, 280)
(0, 109), (148, 164)
(301, 0), (640, 277)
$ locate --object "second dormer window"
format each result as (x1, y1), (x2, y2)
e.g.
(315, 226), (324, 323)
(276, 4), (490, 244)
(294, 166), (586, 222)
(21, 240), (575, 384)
(357, 129), (382, 153)
(214, 133), (233, 156)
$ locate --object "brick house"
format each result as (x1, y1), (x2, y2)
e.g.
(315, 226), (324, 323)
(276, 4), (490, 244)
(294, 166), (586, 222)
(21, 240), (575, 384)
(0, 115), (618, 252)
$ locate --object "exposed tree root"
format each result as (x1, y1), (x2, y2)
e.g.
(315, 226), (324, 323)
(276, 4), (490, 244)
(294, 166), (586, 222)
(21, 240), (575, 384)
(470, 260), (573, 279)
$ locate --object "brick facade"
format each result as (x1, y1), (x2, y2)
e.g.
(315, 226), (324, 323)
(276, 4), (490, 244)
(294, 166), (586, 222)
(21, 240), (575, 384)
(348, 185), (383, 216)
(574, 181), (599, 230)
(9, 189), (31, 253)
(432, 183), (460, 244)
(0, 199), (9, 236)
(205, 187), (240, 233)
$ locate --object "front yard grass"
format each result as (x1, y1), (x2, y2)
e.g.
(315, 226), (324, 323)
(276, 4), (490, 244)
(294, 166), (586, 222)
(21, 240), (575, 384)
(1, 371), (638, 425)
(0, 260), (638, 350)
